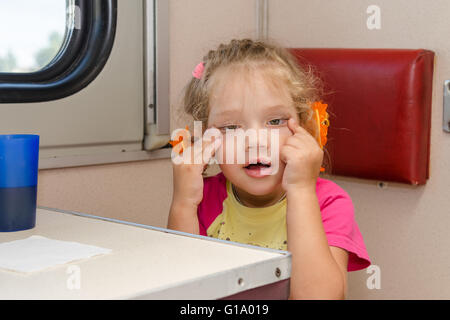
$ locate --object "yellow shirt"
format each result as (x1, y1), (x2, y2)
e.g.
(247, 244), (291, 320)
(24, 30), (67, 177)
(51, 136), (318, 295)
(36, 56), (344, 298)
(206, 179), (288, 251)
(197, 172), (371, 272)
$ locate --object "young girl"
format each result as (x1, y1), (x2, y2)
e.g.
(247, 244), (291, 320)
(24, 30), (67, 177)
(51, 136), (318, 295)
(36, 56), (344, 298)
(168, 38), (371, 299)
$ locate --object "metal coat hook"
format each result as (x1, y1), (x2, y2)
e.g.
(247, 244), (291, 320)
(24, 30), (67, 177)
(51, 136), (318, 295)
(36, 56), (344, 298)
(444, 80), (450, 133)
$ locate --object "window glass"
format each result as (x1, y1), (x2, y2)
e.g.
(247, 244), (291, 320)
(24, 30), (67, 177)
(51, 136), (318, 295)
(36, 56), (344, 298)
(0, 0), (66, 73)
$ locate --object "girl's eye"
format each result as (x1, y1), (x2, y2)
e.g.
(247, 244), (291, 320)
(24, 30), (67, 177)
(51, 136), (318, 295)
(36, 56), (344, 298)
(221, 124), (239, 130)
(267, 118), (287, 126)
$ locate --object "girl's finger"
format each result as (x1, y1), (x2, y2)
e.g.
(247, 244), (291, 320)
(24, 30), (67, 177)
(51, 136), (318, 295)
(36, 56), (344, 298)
(288, 117), (306, 136)
(191, 136), (221, 165)
(288, 118), (317, 147)
(200, 127), (222, 162)
(291, 132), (316, 148)
(202, 136), (222, 164)
(280, 143), (298, 162)
(283, 138), (302, 151)
(287, 118), (298, 135)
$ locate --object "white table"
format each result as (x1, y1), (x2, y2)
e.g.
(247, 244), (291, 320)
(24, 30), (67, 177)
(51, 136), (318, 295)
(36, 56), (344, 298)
(0, 207), (291, 299)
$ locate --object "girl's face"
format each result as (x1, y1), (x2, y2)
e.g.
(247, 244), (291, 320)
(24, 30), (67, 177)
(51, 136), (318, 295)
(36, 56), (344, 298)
(207, 67), (299, 206)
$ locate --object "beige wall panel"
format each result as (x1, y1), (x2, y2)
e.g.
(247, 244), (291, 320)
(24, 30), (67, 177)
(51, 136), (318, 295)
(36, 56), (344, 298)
(38, 159), (172, 228)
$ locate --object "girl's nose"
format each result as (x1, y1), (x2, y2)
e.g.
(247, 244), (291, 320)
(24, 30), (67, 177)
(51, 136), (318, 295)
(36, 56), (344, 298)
(245, 128), (269, 152)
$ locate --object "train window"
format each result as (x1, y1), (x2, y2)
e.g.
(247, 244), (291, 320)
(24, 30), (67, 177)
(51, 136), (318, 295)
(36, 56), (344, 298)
(0, 0), (117, 103)
(0, 0), (66, 73)
(0, 1), (170, 169)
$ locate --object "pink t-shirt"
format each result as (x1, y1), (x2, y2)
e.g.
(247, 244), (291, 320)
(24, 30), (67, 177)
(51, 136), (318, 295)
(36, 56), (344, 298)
(198, 172), (371, 272)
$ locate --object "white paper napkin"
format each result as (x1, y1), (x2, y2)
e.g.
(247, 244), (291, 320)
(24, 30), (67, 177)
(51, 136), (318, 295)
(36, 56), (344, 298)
(0, 235), (112, 273)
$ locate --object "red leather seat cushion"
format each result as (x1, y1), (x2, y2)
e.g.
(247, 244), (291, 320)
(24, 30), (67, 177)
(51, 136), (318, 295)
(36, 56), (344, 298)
(289, 48), (434, 185)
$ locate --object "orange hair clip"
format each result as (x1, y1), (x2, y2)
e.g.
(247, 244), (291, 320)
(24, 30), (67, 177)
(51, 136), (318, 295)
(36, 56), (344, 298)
(168, 125), (190, 155)
(311, 101), (330, 172)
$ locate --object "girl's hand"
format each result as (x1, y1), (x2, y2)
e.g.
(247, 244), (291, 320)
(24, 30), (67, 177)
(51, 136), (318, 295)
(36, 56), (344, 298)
(171, 129), (222, 208)
(280, 117), (323, 193)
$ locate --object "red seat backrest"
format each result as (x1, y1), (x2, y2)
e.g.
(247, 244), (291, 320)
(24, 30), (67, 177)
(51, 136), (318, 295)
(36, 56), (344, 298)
(290, 48), (435, 185)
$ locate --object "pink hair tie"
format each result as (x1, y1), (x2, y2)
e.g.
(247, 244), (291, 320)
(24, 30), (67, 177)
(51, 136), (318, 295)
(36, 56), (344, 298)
(192, 62), (204, 79)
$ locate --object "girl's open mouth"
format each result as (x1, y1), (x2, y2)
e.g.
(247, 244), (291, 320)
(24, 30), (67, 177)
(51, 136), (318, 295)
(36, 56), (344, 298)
(243, 160), (272, 178)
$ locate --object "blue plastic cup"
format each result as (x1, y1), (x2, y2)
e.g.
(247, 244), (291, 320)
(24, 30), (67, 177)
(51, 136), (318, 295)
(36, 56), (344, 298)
(0, 134), (39, 232)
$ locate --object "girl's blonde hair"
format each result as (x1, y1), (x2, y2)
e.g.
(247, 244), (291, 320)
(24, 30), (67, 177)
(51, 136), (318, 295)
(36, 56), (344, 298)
(181, 38), (330, 172)
(183, 39), (322, 138)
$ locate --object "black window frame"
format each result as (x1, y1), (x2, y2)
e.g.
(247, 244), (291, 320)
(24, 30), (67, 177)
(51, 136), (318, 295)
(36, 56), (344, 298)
(0, 0), (117, 103)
